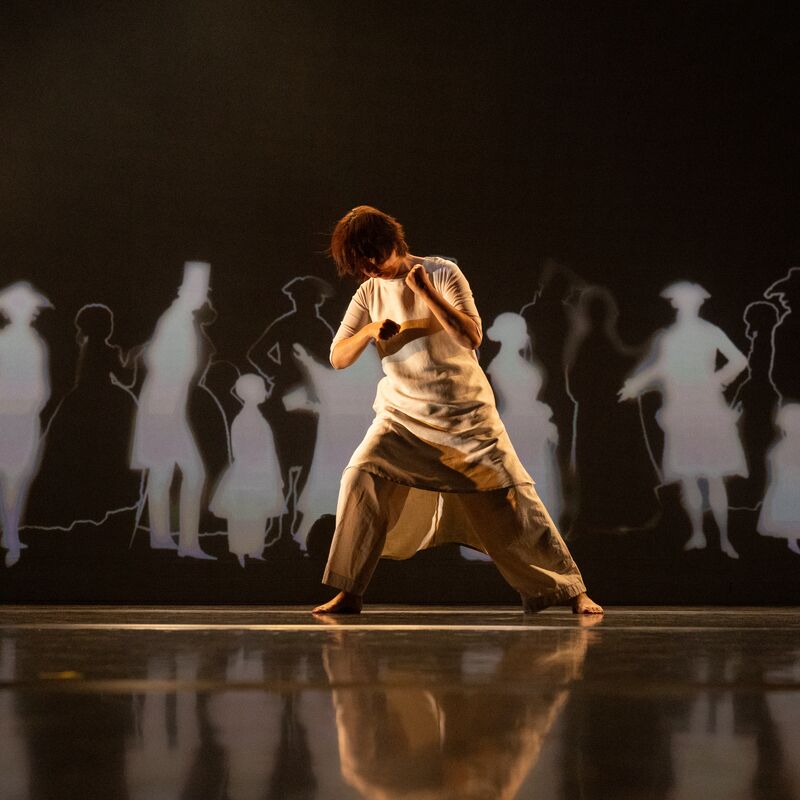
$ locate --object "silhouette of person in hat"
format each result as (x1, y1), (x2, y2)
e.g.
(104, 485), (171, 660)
(130, 262), (215, 560)
(619, 281), (748, 558)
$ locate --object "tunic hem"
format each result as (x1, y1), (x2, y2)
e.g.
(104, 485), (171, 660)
(344, 464), (534, 494)
(521, 581), (586, 612)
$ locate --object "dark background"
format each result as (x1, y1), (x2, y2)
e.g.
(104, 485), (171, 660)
(1, 0), (798, 604)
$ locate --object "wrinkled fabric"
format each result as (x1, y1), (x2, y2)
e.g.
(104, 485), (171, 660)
(331, 257), (533, 492)
(324, 469), (586, 608)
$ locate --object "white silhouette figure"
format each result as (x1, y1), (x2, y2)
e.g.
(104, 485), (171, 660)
(0, 282), (52, 567)
(283, 342), (381, 551)
(487, 312), (562, 519)
(130, 262), (214, 560)
(210, 374), (286, 567)
(619, 282), (748, 558)
(758, 404), (800, 555)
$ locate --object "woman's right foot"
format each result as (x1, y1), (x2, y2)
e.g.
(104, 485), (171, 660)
(312, 591), (363, 615)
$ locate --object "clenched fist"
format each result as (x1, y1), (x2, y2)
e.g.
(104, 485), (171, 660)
(404, 264), (434, 296)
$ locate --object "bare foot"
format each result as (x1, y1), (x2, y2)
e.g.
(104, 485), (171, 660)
(312, 591), (363, 615)
(720, 539), (739, 560)
(571, 592), (604, 615)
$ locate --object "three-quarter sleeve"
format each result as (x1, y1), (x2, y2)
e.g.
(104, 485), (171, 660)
(330, 284), (371, 365)
(439, 262), (482, 331)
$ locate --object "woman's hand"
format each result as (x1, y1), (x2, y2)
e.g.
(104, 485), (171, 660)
(405, 264), (434, 297)
(369, 318), (401, 341)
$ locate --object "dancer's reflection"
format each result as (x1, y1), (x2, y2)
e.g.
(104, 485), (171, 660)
(130, 262), (214, 559)
(0, 282), (52, 567)
(619, 282), (748, 558)
(323, 628), (588, 799)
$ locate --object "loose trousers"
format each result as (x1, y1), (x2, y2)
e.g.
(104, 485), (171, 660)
(322, 468), (586, 611)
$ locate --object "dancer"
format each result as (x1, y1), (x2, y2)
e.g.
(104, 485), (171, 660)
(313, 206), (602, 615)
(210, 374), (285, 567)
(619, 281), (748, 558)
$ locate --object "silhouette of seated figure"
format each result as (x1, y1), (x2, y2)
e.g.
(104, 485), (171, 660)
(27, 304), (140, 527)
(0, 282), (52, 567)
(566, 288), (660, 532)
(619, 281), (748, 558)
(758, 404), (800, 555)
(210, 374), (286, 568)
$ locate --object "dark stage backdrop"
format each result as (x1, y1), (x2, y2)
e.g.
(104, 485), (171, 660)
(1, 1), (798, 604)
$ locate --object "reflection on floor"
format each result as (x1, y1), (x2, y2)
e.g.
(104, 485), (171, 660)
(0, 607), (799, 800)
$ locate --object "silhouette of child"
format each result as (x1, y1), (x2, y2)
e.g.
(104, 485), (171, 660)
(210, 374), (285, 567)
(758, 403), (800, 555)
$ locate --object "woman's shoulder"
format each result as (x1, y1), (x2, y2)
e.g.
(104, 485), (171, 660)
(424, 255), (463, 281)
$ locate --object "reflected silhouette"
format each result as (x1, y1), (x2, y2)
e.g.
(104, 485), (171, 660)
(323, 628), (589, 799)
(620, 281), (748, 558)
(764, 267), (800, 404)
(0, 282), (52, 567)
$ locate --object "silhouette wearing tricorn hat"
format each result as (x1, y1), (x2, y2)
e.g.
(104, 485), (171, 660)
(619, 281), (748, 558)
(130, 262), (215, 559)
(0, 282), (52, 567)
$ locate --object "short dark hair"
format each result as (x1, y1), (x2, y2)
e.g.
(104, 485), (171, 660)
(329, 205), (409, 281)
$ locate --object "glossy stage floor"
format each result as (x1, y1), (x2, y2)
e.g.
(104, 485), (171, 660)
(1, 607), (798, 800)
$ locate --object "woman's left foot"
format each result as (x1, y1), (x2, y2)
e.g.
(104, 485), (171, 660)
(571, 592), (604, 615)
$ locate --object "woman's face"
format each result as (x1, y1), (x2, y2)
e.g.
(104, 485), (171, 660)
(362, 248), (405, 280)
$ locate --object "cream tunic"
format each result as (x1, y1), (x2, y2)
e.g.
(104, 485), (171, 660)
(331, 257), (536, 557)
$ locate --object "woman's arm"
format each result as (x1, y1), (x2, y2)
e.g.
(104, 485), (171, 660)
(331, 319), (400, 369)
(405, 265), (481, 349)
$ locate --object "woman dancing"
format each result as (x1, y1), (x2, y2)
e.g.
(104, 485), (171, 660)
(313, 206), (602, 615)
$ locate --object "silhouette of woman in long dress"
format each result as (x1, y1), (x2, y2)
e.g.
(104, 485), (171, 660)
(485, 312), (563, 523)
(210, 374), (285, 567)
(130, 262), (214, 560)
(619, 282), (748, 558)
(0, 282), (52, 567)
(758, 403), (800, 555)
(27, 304), (139, 526)
(565, 288), (660, 532)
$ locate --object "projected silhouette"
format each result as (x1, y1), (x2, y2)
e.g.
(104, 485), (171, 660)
(247, 276), (338, 550)
(758, 404), (800, 555)
(764, 267), (800, 404)
(210, 374), (285, 567)
(26, 304), (140, 527)
(486, 312), (562, 520)
(565, 288), (660, 532)
(0, 282), (52, 567)
(283, 342), (380, 551)
(619, 282), (748, 558)
(729, 301), (782, 508)
(521, 261), (587, 515)
(130, 262), (214, 559)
